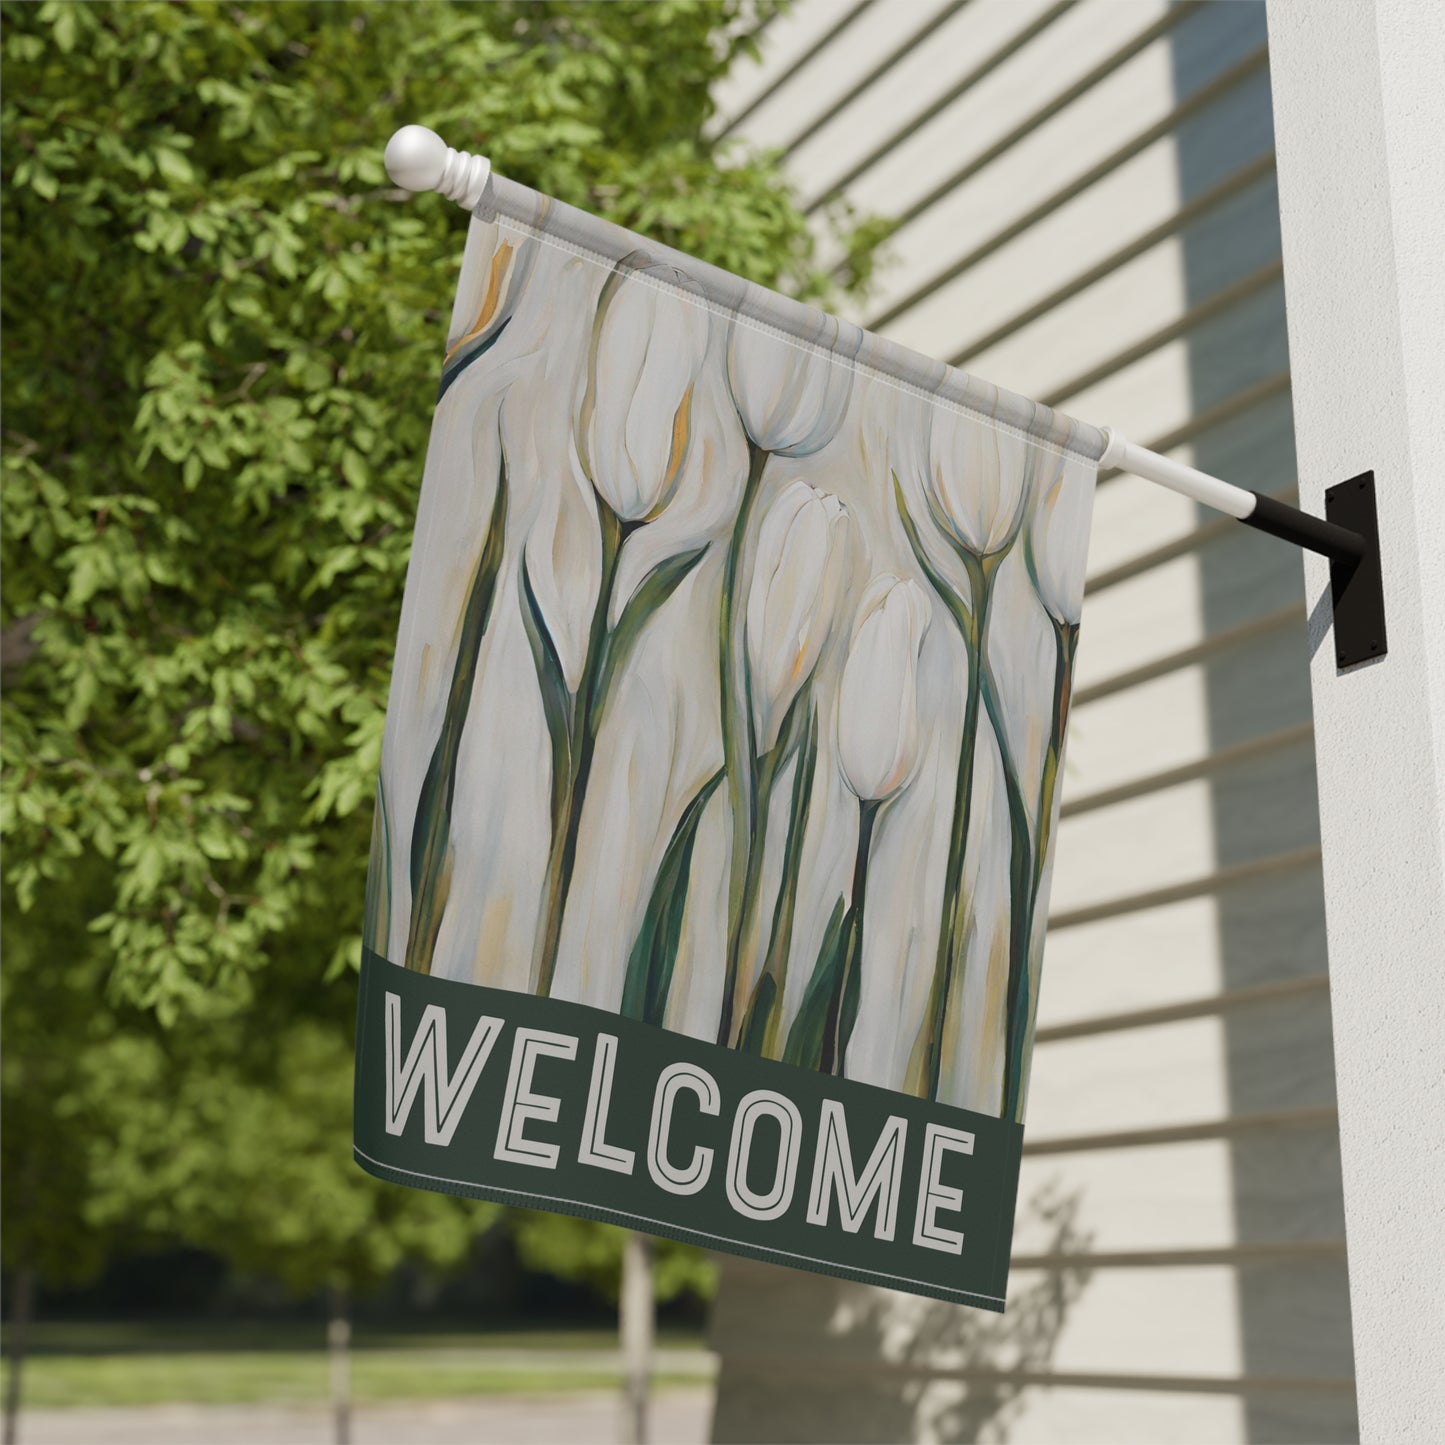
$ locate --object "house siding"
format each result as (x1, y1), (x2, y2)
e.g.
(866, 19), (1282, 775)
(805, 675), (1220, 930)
(707, 3), (1357, 1440)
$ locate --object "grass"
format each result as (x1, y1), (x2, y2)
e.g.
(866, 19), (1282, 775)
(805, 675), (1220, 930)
(12, 1320), (703, 1356)
(0, 1323), (715, 1409)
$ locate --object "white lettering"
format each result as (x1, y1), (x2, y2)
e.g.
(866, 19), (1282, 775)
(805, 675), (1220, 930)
(494, 1027), (578, 1168)
(912, 1122), (974, 1254)
(384, 991), (502, 1146)
(647, 1062), (719, 1195)
(805, 1102), (907, 1240)
(578, 1033), (634, 1174)
(726, 1090), (802, 1221)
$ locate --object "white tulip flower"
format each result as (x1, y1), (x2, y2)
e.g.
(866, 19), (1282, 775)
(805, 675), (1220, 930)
(576, 261), (710, 522)
(727, 314), (860, 458)
(837, 576), (932, 803)
(1025, 455), (1093, 626)
(745, 482), (851, 753)
(925, 405), (1032, 560)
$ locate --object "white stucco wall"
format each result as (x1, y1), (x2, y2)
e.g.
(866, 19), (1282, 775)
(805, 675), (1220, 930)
(1267, 1), (1445, 1438)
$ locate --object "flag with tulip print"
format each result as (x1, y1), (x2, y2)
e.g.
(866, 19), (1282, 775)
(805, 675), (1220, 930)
(353, 176), (1103, 1312)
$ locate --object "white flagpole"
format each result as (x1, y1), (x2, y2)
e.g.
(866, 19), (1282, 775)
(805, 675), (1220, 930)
(382, 126), (1378, 632)
(1098, 425), (1255, 519)
(1097, 425), (1366, 565)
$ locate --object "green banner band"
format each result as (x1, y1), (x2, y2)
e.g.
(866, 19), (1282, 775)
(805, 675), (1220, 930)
(354, 948), (1023, 1311)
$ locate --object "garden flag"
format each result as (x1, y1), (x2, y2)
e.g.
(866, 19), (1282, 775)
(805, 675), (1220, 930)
(354, 173), (1102, 1313)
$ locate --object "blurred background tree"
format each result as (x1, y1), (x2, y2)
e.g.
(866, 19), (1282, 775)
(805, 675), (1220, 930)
(0, 0), (884, 1434)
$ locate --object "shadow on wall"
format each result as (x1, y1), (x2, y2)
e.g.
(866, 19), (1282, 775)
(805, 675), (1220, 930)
(709, 1181), (1092, 1445)
(1170, 4), (1358, 1443)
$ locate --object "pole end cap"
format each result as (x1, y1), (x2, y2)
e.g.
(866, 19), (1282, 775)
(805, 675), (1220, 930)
(385, 125), (448, 193)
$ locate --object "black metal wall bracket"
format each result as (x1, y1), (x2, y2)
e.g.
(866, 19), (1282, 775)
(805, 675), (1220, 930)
(1242, 471), (1386, 669)
(1324, 472), (1387, 667)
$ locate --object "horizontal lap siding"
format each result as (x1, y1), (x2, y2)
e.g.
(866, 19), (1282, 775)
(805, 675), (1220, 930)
(707, 3), (1356, 1441)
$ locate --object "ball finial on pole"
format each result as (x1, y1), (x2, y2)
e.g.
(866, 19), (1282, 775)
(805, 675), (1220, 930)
(383, 126), (491, 211)
(384, 125), (448, 193)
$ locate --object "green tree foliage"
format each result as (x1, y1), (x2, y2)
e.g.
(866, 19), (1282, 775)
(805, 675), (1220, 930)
(1, 875), (492, 1299)
(0, 877), (131, 1294)
(1, 0), (880, 1015)
(81, 1011), (492, 1299)
(512, 1212), (716, 1305)
(1, 0), (882, 1309)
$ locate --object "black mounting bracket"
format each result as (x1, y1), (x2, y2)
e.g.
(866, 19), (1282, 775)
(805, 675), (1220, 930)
(1325, 472), (1387, 668)
(1242, 470), (1386, 670)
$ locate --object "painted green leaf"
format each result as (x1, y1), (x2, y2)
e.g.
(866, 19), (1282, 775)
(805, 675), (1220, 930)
(736, 972), (777, 1057)
(893, 471), (973, 641)
(405, 446), (509, 973)
(519, 554), (574, 833)
(362, 780), (392, 957)
(436, 316), (512, 403)
(838, 924), (862, 1067)
(595, 543), (709, 715)
(619, 768), (724, 1027)
(782, 897), (852, 1071)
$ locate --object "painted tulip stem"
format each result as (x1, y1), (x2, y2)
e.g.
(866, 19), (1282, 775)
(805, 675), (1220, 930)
(738, 702), (819, 1058)
(724, 737), (784, 1044)
(821, 798), (881, 1075)
(406, 448), (509, 973)
(534, 504), (629, 996)
(978, 654), (1035, 1124)
(1032, 618), (1079, 899)
(898, 444), (1034, 1110)
(717, 438), (771, 1046)
(893, 475), (998, 1099)
(1002, 615), (1079, 1120)
(921, 552), (993, 1100)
